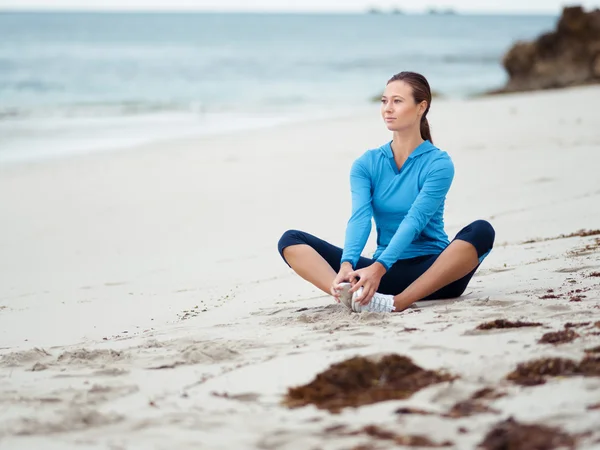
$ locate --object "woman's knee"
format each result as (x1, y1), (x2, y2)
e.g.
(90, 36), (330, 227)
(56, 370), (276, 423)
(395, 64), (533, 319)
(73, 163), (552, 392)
(456, 219), (495, 258)
(277, 229), (308, 260)
(470, 220), (495, 252)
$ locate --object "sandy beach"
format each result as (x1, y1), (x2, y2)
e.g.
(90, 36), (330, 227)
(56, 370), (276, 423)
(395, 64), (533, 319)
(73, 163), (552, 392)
(1, 86), (600, 449)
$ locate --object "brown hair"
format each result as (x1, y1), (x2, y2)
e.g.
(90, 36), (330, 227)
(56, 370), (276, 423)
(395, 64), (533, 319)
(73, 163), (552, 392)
(387, 71), (433, 143)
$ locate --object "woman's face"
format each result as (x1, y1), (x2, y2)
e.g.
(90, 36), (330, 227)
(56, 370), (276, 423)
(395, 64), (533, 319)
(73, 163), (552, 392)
(380, 80), (426, 132)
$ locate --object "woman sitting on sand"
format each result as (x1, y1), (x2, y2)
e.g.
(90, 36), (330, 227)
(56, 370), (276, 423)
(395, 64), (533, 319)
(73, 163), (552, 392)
(277, 71), (495, 313)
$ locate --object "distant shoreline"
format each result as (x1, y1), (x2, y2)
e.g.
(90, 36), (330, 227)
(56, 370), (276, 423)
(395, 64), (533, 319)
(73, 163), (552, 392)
(0, 9), (559, 17)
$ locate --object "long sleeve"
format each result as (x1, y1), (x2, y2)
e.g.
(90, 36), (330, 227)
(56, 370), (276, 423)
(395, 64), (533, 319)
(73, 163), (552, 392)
(340, 157), (373, 268)
(375, 157), (454, 270)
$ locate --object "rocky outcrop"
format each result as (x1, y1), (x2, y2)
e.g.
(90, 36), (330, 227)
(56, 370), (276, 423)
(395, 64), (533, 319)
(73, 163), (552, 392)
(494, 6), (600, 93)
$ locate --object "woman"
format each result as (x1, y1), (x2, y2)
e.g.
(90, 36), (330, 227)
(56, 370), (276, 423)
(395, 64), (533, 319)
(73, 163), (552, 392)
(277, 71), (495, 313)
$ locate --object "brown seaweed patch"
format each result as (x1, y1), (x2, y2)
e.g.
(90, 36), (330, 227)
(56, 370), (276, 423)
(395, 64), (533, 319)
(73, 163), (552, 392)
(472, 387), (507, 400)
(564, 322), (591, 328)
(522, 229), (600, 244)
(539, 294), (561, 299)
(330, 425), (452, 447)
(479, 418), (576, 450)
(284, 354), (455, 413)
(444, 388), (504, 418)
(589, 272), (600, 277)
(507, 358), (579, 386)
(539, 329), (579, 345)
(395, 407), (434, 415)
(507, 355), (600, 386)
(585, 346), (600, 354)
(476, 319), (542, 330)
(445, 400), (497, 418)
(578, 356), (600, 376)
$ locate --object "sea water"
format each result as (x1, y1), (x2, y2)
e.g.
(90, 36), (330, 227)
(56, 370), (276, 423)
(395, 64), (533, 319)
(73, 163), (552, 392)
(0, 12), (556, 164)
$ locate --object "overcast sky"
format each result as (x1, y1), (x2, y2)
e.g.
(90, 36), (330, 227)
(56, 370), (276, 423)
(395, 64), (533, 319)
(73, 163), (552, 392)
(0, 0), (598, 14)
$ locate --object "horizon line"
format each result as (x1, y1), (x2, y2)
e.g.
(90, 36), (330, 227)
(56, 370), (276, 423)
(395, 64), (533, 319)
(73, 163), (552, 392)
(0, 7), (561, 16)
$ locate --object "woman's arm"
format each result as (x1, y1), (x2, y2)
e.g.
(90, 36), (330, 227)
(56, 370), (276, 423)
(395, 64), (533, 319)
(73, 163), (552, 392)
(340, 156), (373, 268)
(376, 156), (454, 271)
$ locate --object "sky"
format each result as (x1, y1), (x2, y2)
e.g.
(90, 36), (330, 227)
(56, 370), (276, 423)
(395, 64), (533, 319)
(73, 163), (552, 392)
(0, 0), (598, 14)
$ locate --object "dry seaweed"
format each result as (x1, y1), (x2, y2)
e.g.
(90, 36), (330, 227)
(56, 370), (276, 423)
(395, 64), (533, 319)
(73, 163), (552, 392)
(506, 358), (579, 386)
(476, 319), (542, 330)
(589, 271), (600, 277)
(578, 356), (600, 376)
(538, 329), (579, 345)
(522, 229), (600, 244)
(445, 400), (497, 418)
(479, 417), (576, 450)
(564, 322), (591, 328)
(395, 407), (434, 415)
(507, 355), (600, 386)
(585, 346), (600, 354)
(472, 387), (506, 400)
(444, 387), (503, 418)
(284, 354), (454, 413)
(539, 294), (561, 299)
(332, 425), (452, 448)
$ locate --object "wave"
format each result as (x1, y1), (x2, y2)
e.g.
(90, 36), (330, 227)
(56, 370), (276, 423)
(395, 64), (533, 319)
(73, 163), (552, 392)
(0, 100), (208, 121)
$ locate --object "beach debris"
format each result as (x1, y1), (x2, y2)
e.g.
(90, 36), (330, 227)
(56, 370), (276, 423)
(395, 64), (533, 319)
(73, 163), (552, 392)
(284, 354), (455, 413)
(178, 305), (207, 320)
(522, 228), (600, 244)
(443, 388), (504, 418)
(538, 329), (579, 345)
(479, 417), (577, 450)
(445, 399), (497, 418)
(539, 293), (561, 299)
(589, 271), (600, 277)
(325, 424), (452, 447)
(507, 358), (579, 386)
(471, 387), (507, 400)
(564, 322), (591, 328)
(395, 406), (434, 415)
(507, 355), (600, 386)
(476, 319), (542, 330)
(586, 346), (600, 354)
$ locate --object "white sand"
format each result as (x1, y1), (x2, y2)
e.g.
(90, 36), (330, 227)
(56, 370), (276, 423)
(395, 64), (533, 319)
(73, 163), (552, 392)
(1, 86), (599, 449)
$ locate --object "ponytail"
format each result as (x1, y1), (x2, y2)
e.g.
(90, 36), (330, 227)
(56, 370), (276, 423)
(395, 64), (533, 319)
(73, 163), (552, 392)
(420, 116), (433, 143)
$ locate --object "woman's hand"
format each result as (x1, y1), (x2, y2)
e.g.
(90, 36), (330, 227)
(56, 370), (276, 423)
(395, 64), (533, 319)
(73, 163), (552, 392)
(330, 262), (355, 302)
(348, 262), (387, 305)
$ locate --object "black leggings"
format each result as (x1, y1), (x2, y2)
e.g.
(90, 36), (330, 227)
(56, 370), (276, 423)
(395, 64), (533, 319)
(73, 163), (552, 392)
(278, 220), (495, 300)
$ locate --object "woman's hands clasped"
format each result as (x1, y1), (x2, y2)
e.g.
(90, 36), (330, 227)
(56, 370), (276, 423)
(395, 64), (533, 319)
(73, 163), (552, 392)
(331, 261), (387, 305)
(348, 262), (387, 305)
(330, 262), (355, 302)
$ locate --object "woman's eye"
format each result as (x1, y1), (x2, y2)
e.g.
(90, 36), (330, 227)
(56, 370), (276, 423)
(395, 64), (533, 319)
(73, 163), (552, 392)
(380, 99), (386, 103)
(394, 99), (402, 103)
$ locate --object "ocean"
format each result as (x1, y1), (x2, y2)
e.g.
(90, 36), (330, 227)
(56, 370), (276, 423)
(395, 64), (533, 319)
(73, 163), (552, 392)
(0, 12), (556, 164)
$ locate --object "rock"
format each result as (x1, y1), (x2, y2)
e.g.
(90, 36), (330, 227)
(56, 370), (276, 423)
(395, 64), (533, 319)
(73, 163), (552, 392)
(493, 6), (600, 93)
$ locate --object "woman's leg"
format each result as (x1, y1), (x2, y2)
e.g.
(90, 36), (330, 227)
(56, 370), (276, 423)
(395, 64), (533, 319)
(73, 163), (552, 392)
(391, 220), (495, 311)
(278, 229), (373, 295)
